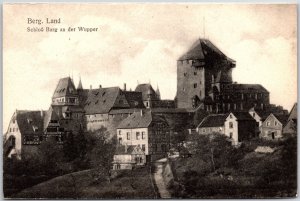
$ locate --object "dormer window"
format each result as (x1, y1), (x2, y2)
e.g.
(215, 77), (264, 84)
(33, 126), (38, 132)
(27, 118), (33, 124)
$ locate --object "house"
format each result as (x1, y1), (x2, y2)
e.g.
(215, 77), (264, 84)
(283, 103), (297, 137)
(197, 112), (257, 145)
(197, 114), (227, 135)
(112, 145), (146, 170)
(116, 110), (170, 162)
(261, 113), (288, 140)
(4, 110), (45, 159)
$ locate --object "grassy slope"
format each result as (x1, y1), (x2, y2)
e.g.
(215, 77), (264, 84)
(13, 167), (157, 199)
(170, 146), (296, 198)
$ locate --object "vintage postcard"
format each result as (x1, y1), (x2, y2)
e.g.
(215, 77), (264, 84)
(3, 3), (297, 199)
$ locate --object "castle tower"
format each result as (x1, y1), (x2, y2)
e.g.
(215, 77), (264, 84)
(176, 38), (235, 109)
(52, 77), (79, 106)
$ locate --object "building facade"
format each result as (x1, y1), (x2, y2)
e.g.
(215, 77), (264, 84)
(116, 110), (170, 162)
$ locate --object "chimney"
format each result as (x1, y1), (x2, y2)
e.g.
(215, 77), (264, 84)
(124, 83), (126, 91)
(40, 110), (44, 118)
(140, 109), (143, 116)
(99, 85), (102, 88)
(90, 85), (92, 90)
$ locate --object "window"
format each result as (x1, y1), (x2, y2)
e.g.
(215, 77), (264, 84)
(241, 93), (244, 100)
(193, 83), (197, 88)
(194, 72), (197, 75)
(161, 144), (167, 152)
(142, 144), (145, 151)
(203, 128), (206, 133)
(127, 132), (130, 140)
(275, 121), (277, 126)
(142, 132), (146, 139)
(136, 132), (140, 140)
(118, 130), (121, 135)
(184, 72), (187, 77)
(230, 132), (233, 139)
(118, 137), (122, 144)
(253, 113), (255, 117)
(266, 121), (270, 126)
(229, 114), (232, 119)
(229, 122), (233, 128)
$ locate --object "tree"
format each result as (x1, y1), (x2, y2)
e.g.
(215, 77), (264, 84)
(85, 126), (117, 182)
(187, 132), (233, 172)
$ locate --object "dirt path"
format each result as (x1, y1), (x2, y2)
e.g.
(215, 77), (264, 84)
(153, 158), (171, 198)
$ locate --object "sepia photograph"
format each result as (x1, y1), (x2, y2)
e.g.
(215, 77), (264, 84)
(3, 3), (297, 199)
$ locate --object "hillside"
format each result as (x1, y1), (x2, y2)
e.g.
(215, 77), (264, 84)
(13, 167), (157, 199)
(167, 137), (297, 198)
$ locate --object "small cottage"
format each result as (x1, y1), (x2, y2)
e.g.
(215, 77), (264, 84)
(261, 113), (288, 140)
(112, 145), (146, 170)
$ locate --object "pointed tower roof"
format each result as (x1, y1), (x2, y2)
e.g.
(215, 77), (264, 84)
(52, 77), (78, 98)
(156, 85), (161, 100)
(77, 76), (83, 90)
(178, 38), (235, 65)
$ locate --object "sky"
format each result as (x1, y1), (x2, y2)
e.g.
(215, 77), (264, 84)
(3, 4), (297, 132)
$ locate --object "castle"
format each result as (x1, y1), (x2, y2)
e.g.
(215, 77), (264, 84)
(4, 38), (290, 160)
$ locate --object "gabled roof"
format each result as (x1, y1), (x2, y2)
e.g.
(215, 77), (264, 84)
(231, 112), (256, 121)
(123, 91), (145, 108)
(43, 106), (59, 129)
(117, 110), (168, 129)
(222, 84), (269, 93)
(84, 87), (130, 115)
(178, 39), (235, 64)
(197, 114), (228, 128)
(114, 145), (144, 155)
(135, 84), (159, 101)
(16, 110), (45, 135)
(273, 114), (289, 125)
(52, 77), (78, 98)
(288, 103), (297, 121)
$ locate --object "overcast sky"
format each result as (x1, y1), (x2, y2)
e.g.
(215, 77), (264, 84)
(3, 4), (297, 132)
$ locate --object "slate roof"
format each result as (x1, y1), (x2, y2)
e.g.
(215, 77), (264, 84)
(43, 106), (59, 129)
(123, 91), (145, 108)
(84, 87), (130, 115)
(16, 110), (46, 135)
(232, 112), (256, 121)
(114, 145), (144, 155)
(288, 103), (297, 121)
(117, 110), (168, 129)
(222, 84), (269, 93)
(273, 114), (289, 125)
(52, 77), (78, 98)
(178, 39), (235, 64)
(135, 84), (159, 101)
(197, 114), (228, 128)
